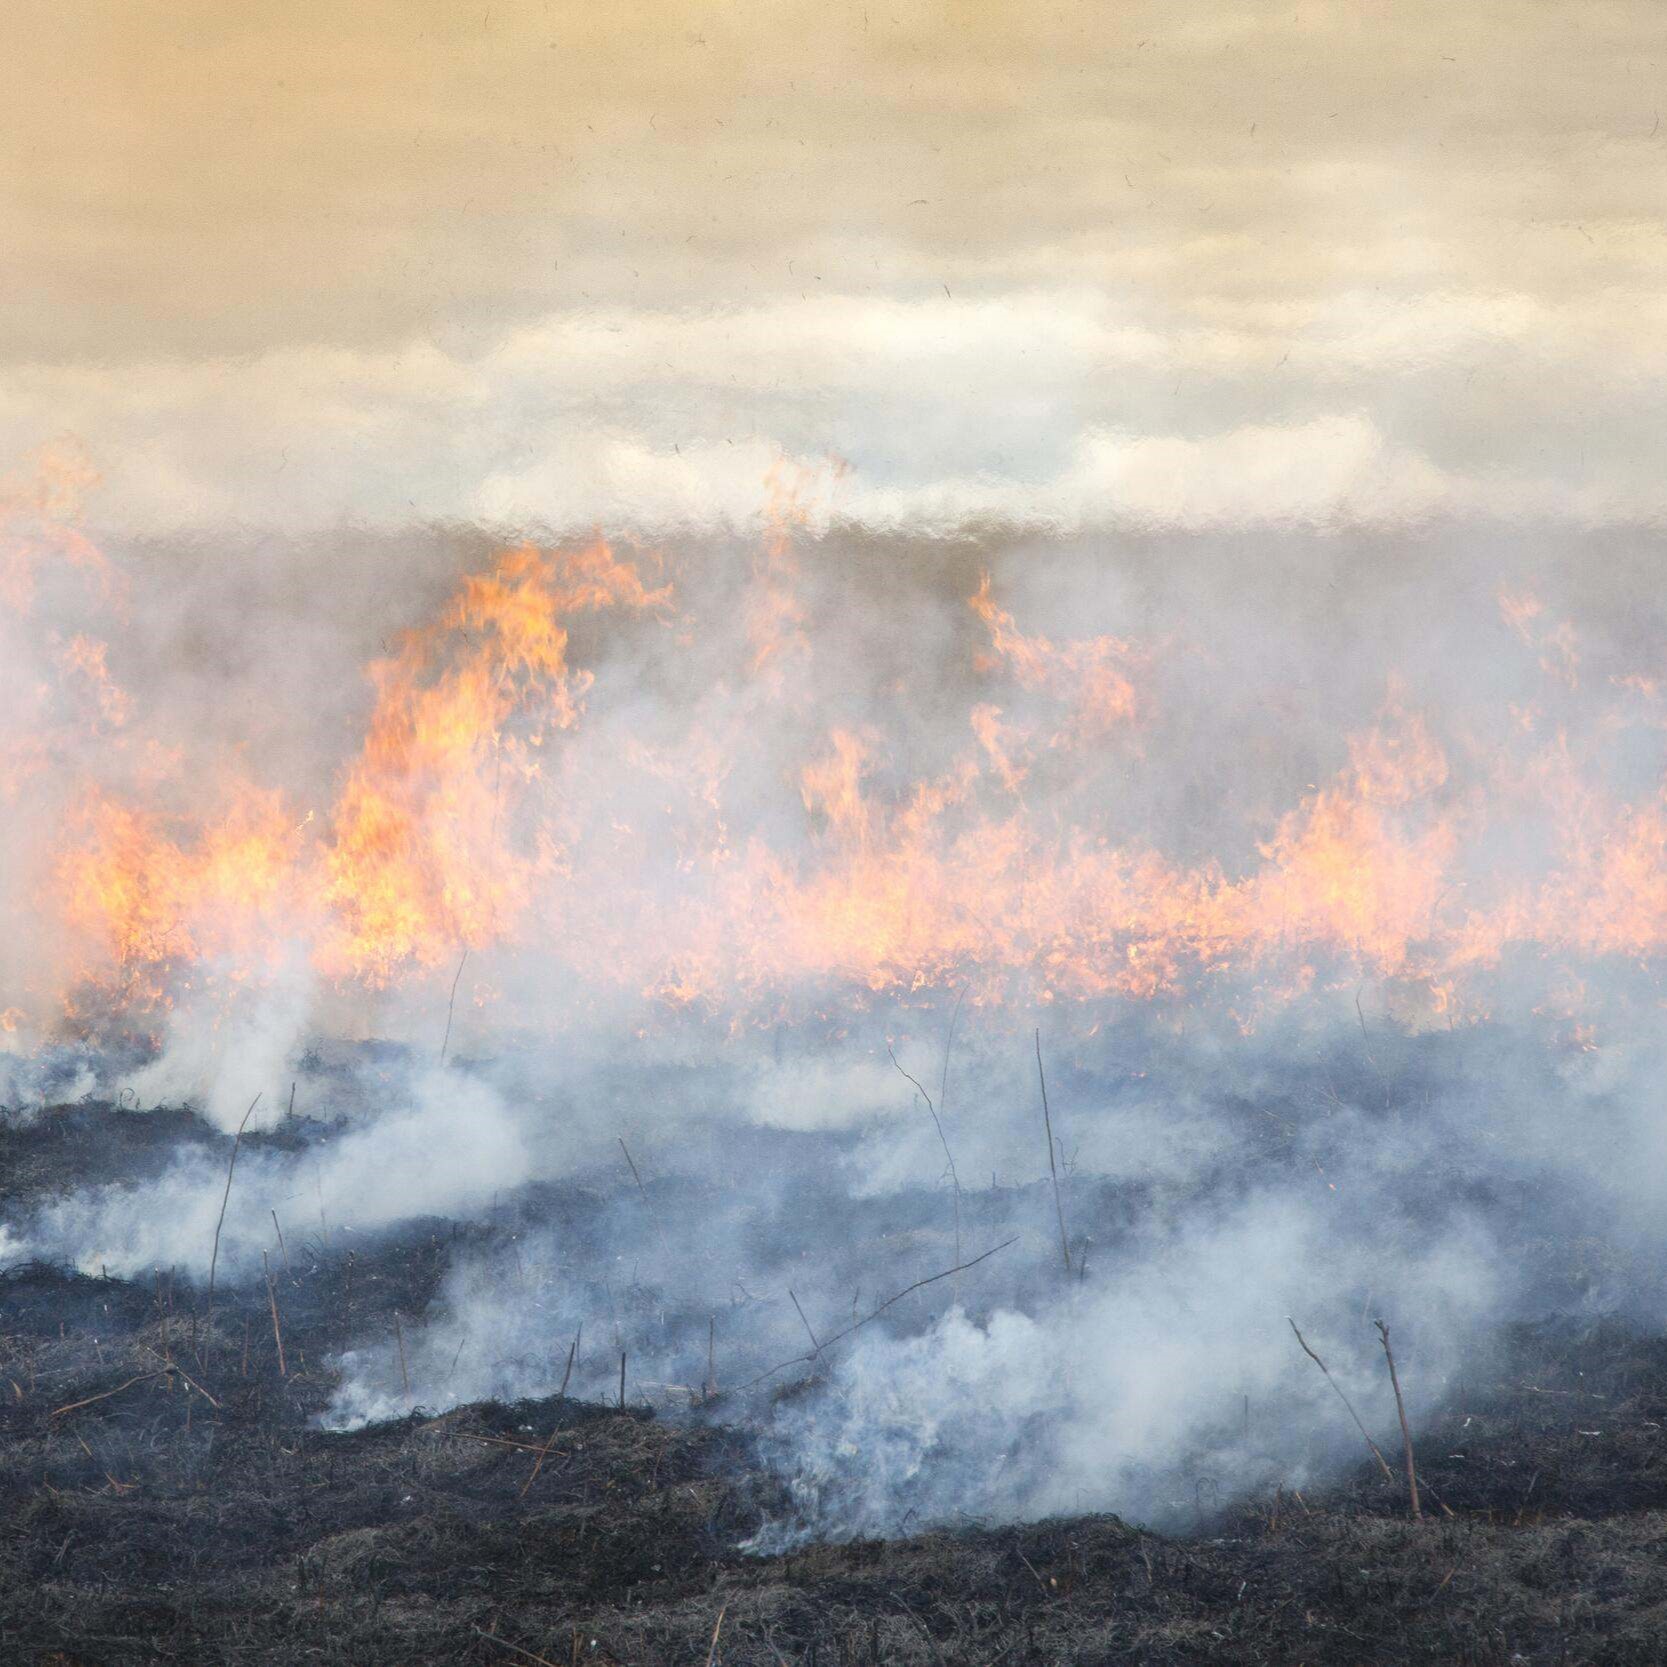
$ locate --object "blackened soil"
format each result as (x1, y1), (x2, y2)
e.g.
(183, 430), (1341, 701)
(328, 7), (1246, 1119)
(6, 1105), (1667, 1663)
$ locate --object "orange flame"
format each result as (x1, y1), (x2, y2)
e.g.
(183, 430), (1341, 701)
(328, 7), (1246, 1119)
(25, 473), (1667, 1052)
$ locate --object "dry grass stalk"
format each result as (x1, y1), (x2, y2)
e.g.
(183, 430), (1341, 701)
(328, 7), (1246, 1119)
(470, 1628), (559, 1667)
(788, 1288), (822, 1361)
(263, 1250), (286, 1377)
(1034, 1030), (1072, 1276)
(1375, 1318), (1422, 1519)
(618, 1137), (673, 1260)
(735, 1235), (1018, 1392)
(206, 1092), (262, 1336)
(439, 947), (468, 1066)
(50, 1358), (220, 1420)
(395, 1311), (411, 1402)
(465, 1433), (553, 1453)
(617, 1349), (627, 1409)
(271, 1210), (289, 1275)
(888, 1039), (963, 1269)
(1288, 1318), (1394, 1482)
(518, 1330), (582, 1498)
(706, 1604), (728, 1667)
(140, 1349), (220, 1407)
(50, 1369), (168, 1420)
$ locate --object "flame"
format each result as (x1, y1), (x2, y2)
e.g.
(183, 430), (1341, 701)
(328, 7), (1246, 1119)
(55, 783), (307, 1017)
(23, 460), (1667, 1053)
(971, 574), (1140, 740)
(321, 539), (667, 984)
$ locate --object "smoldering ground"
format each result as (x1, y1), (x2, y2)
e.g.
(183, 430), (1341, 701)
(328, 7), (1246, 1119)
(7, 989), (1667, 1548)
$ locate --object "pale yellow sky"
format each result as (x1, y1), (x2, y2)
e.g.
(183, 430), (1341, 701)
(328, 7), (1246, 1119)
(3, 1), (1664, 531)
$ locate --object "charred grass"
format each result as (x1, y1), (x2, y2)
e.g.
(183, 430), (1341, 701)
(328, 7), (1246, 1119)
(6, 1104), (1667, 1663)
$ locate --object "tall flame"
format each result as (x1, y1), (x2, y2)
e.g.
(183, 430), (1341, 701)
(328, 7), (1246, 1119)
(21, 461), (1667, 1053)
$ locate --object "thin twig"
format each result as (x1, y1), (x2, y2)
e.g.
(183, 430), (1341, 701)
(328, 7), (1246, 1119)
(519, 1332), (582, 1498)
(706, 1605), (728, 1667)
(470, 1628), (559, 1667)
(1289, 1319), (1393, 1481)
(206, 1093), (262, 1332)
(940, 983), (967, 1116)
(137, 1347), (222, 1408)
(50, 1370), (168, 1419)
(517, 1433), (565, 1495)
(888, 1043), (962, 1280)
(463, 1433), (556, 1453)
(893, 1596), (948, 1667)
(559, 1328), (579, 1398)
(395, 1311), (411, 1402)
(1035, 1031), (1072, 1276)
(271, 1210), (289, 1275)
(618, 1349), (627, 1409)
(439, 948), (468, 1066)
(734, 1237), (1018, 1392)
(1376, 1319), (1422, 1519)
(788, 1289), (822, 1359)
(618, 1137), (673, 1259)
(264, 1250), (286, 1377)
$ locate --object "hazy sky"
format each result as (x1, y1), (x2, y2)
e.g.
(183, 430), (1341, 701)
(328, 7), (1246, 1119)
(4, 1), (1665, 534)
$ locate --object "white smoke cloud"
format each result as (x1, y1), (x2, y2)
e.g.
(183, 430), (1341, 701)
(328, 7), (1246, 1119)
(4, 291), (1667, 541)
(3, 1066), (524, 1279)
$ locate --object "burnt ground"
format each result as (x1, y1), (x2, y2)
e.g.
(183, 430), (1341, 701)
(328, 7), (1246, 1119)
(6, 1103), (1667, 1664)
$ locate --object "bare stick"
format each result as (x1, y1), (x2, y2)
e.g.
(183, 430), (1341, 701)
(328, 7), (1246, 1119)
(271, 1210), (289, 1276)
(50, 1370), (167, 1419)
(1035, 1030), (1072, 1276)
(519, 1331), (582, 1498)
(1289, 1319), (1393, 1482)
(206, 1092), (262, 1332)
(395, 1311), (411, 1402)
(888, 1044), (963, 1279)
(706, 1314), (717, 1400)
(618, 1349), (627, 1409)
(464, 1433), (560, 1453)
(439, 947), (468, 1066)
(518, 1436), (563, 1497)
(1376, 1319), (1422, 1519)
(137, 1348), (222, 1409)
(469, 1629), (560, 1667)
(706, 1605), (728, 1667)
(1355, 986), (1390, 1109)
(789, 1288), (823, 1361)
(264, 1250), (286, 1377)
(735, 1236), (1018, 1392)
(51, 1359), (220, 1420)
(618, 1137), (673, 1259)
(940, 983), (967, 1113)
(286, 1079), (296, 1119)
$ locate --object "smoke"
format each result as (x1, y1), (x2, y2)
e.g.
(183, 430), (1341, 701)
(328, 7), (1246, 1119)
(267, 1003), (1663, 1536)
(11, 436), (1667, 1537)
(7, 1064), (522, 1279)
(6, 976), (1667, 1537)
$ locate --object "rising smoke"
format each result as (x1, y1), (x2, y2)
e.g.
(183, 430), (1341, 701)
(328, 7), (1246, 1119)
(6, 442), (1667, 1536)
